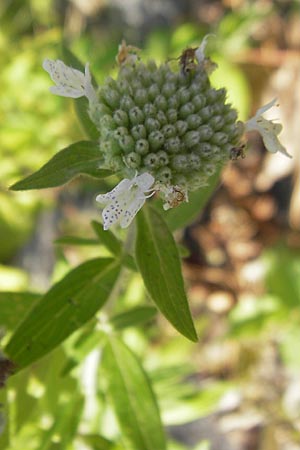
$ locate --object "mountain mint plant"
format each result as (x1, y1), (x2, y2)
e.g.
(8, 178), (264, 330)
(3, 36), (291, 450)
(41, 38), (289, 229)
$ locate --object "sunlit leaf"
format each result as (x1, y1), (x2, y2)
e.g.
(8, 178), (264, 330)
(102, 335), (167, 450)
(5, 258), (120, 369)
(135, 205), (197, 342)
(110, 306), (157, 330)
(92, 221), (136, 271)
(10, 141), (112, 190)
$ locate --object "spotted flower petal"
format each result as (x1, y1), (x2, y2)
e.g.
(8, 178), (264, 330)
(42, 59), (97, 103)
(245, 98), (291, 157)
(96, 173), (155, 230)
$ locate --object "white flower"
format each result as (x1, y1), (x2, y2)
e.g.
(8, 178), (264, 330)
(245, 98), (291, 157)
(195, 34), (217, 74)
(96, 173), (155, 230)
(42, 59), (97, 104)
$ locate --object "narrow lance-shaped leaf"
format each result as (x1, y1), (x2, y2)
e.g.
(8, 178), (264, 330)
(102, 335), (167, 450)
(10, 141), (112, 191)
(61, 45), (99, 140)
(5, 258), (120, 369)
(135, 205), (197, 342)
(92, 220), (137, 271)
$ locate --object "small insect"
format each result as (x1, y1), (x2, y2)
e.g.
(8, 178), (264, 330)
(178, 47), (198, 74)
(230, 145), (246, 161)
(116, 40), (141, 66)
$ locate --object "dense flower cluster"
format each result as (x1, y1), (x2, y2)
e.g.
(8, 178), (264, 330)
(43, 38), (290, 229)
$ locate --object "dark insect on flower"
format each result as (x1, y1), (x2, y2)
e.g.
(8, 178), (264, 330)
(230, 145), (246, 161)
(178, 47), (198, 74)
(0, 357), (16, 388)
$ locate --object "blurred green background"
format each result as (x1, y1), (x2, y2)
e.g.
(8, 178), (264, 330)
(1, 1), (300, 449)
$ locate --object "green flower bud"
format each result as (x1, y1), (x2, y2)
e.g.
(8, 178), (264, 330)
(168, 97), (180, 109)
(113, 110), (129, 127)
(129, 106), (144, 125)
(114, 127), (128, 140)
(148, 84), (160, 100)
(193, 94), (206, 110)
(176, 120), (188, 136)
(187, 114), (202, 129)
(145, 118), (160, 133)
(165, 136), (181, 153)
(124, 152), (141, 169)
(178, 88), (191, 104)
(184, 130), (200, 148)
(117, 79), (133, 95)
(131, 124), (147, 140)
(102, 89), (120, 109)
(119, 135), (135, 154)
(162, 124), (176, 138)
(198, 125), (213, 141)
(199, 106), (213, 121)
(210, 115), (225, 130)
(196, 143), (213, 158)
(211, 132), (228, 146)
(154, 95), (168, 111)
(149, 131), (164, 151)
(156, 166), (172, 183)
(171, 154), (189, 172)
(173, 174), (187, 186)
(188, 153), (201, 170)
(166, 109), (177, 123)
(156, 150), (169, 166)
(179, 102), (195, 119)
(135, 88), (148, 107)
(144, 152), (159, 169)
(157, 111), (168, 126)
(135, 139), (149, 155)
(143, 103), (157, 117)
(162, 82), (177, 98)
(120, 95), (135, 111)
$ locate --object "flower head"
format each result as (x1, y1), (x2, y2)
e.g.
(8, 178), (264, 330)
(42, 59), (97, 104)
(245, 98), (291, 158)
(96, 172), (155, 230)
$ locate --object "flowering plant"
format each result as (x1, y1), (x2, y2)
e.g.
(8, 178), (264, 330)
(2, 37), (290, 449)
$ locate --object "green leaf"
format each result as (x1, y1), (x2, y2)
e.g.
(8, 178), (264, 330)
(92, 221), (137, 271)
(110, 306), (157, 330)
(135, 205), (197, 342)
(78, 434), (114, 450)
(5, 258), (120, 369)
(92, 221), (122, 256)
(55, 236), (99, 246)
(10, 141), (112, 190)
(61, 46), (99, 140)
(162, 167), (222, 231)
(0, 291), (40, 331)
(102, 335), (167, 450)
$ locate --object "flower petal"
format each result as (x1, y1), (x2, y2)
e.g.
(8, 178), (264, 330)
(119, 193), (146, 228)
(96, 179), (132, 205)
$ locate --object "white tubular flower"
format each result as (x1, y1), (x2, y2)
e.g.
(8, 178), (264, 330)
(245, 98), (291, 157)
(42, 59), (97, 104)
(96, 173), (155, 230)
(195, 34), (217, 74)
